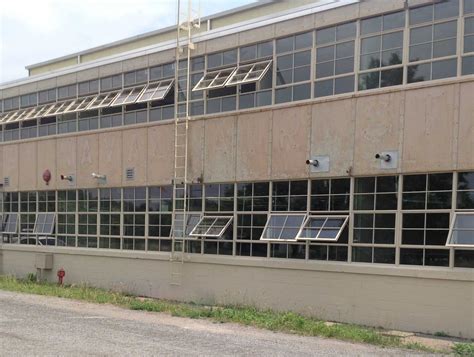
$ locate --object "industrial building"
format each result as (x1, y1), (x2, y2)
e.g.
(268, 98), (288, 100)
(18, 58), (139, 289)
(0, 0), (473, 338)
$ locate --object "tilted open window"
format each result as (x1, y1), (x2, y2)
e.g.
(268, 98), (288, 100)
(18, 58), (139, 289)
(111, 85), (146, 106)
(137, 79), (174, 102)
(189, 216), (233, 238)
(260, 214), (306, 241)
(446, 213), (474, 247)
(63, 96), (98, 113)
(43, 100), (76, 117)
(226, 60), (272, 86)
(171, 213), (202, 238)
(86, 91), (120, 110)
(23, 105), (51, 121)
(33, 213), (56, 235)
(2, 213), (19, 234)
(192, 67), (237, 91)
(297, 215), (349, 242)
(2, 110), (21, 123)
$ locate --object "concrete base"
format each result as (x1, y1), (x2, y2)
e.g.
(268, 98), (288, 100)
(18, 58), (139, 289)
(1, 245), (473, 339)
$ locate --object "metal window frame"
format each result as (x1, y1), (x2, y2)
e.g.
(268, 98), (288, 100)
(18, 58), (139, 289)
(86, 91), (120, 110)
(260, 213), (307, 242)
(170, 213), (202, 238)
(192, 67), (237, 91)
(296, 215), (349, 242)
(446, 211), (474, 247)
(189, 215), (233, 238)
(33, 213), (56, 235)
(2, 213), (19, 234)
(226, 60), (272, 86)
(111, 85), (147, 106)
(136, 79), (175, 103)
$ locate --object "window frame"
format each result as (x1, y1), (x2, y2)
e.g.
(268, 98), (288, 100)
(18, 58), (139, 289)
(189, 215), (234, 238)
(446, 212), (474, 247)
(260, 213), (307, 242)
(296, 215), (349, 242)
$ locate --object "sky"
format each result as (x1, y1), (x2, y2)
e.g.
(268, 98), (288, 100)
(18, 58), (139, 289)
(0, 0), (256, 84)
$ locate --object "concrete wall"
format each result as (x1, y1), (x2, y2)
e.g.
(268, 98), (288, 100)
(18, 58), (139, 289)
(2, 79), (472, 191)
(1, 245), (472, 338)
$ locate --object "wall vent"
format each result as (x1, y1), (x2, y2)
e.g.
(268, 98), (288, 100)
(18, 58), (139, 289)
(125, 168), (135, 181)
(3, 177), (10, 187)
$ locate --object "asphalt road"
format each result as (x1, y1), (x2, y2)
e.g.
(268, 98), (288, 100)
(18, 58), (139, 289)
(0, 290), (431, 356)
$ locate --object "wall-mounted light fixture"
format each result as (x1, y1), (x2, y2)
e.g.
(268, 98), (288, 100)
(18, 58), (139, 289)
(375, 151), (398, 169)
(91, 172), (106, 181)
(306, 156), (330, 173)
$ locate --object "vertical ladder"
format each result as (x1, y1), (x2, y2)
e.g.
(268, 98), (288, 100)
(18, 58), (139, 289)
(170, 0), (200, 281)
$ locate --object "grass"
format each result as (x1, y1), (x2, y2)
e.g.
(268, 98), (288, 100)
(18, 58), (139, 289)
(0, 275), (469, 354)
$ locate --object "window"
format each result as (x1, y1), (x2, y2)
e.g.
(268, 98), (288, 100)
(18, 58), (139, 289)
(43, 99), (76, 117)
(2, 213), (18, 234)
(204, 183), (234, 212)
(226, 60), (272, 86)
(354, 176), (398, 210)
(58, 84), (77, 100)
(240, 41), (273, 62)
(311, 178), (350, 211)
(403, 173), (452, 209)
(124, 69), (148, 86)
(38, 191), (55, 212)
(23, 105), (50, 121)
(297, 215), (348, 241)
(150, 62), (175, 81)
(193, 67), (236, 91)
(136, 79), (174, 102)
(100, 113), (122, 128)
(124, 109), (147, 126)
(207, 49), (237, 69)
(111, 85), (147, 106)
(359, 11), (405, 90)
(38, 117), (56, 137)
(3, 97), (19, 112)
(315, 22), (356, 98)
(446, 212), (474, 247)
(171, 213), (201, 237)
(57, 113), (77, 134)
(87, 91), (120, 110)
(463, 14), (474, 75)
(78, 80), (99, 96)
(20, 93), (37, 108)
(457, 172), (474, 209)
(38, 89), (56, 104)
(237, 182), (269, 211)
(33, 213), (55, 235)
(272, 180), (307, 211)
(408, 0), (459, 83)
(100, 74), (122, 91)
(190, 216), (233, 238)
(260, 214), (306, 241)
(63, 96), (98, 113)
(20, 119), (38, 139)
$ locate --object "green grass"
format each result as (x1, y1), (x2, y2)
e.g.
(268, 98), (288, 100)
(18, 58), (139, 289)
(0, 275), (464, 354)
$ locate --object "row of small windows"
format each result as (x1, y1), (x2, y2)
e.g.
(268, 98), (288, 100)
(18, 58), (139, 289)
(1, 172), (473, 267)
(2, 0), (473, 116)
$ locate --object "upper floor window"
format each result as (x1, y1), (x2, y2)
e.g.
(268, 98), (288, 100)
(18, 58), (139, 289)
(20, 93), (37, 108)
(38, 89), (56, 104)
(78, 79), (99, 96)
(58, 84), (77, 100)
(100, 74), (122, 92)
(124, 69), (148, 87)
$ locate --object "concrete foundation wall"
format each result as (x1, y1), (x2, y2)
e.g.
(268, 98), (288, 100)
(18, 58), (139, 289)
(1, 246), (472, 338)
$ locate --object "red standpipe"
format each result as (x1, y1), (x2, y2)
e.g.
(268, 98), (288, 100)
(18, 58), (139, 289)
(57, 268), (66, 285)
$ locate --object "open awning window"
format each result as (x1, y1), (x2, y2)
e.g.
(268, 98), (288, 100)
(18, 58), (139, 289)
(63, 96), (98, 113)
(111, 85), (147, 106)
(297, 215), (349, 242)
(2, 213), (19, 234)
(226, 60), (272, 86)
(192, 67), (237, 91)
(23, 105), (51, 121)
(189, 216), (233, 238)
(260, 214), (306, 241)
(446, 213), (474, 247)
(137, 79), (174, 102)
(86, 91), (120, 110)
(33, 213), (56, 235)
(2, 110), (21, 123)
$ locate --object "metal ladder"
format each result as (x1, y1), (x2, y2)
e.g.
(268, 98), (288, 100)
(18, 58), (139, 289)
(170, 0), (200, 285)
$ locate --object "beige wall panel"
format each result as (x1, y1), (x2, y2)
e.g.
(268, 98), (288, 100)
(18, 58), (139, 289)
(205, 34), (239, 54)
(56, 73), (77, 87)
(36, 78), (57, 91)
(311, 99), (355, 176)
(98, 131), (123, 187)
(76, 134), (99, 187)
(403, 85), (456, 172)
(98, 62), (123, 78)
(2, 145), (18, 190)
(271, 105), (310, 179)
(29, 57), (77, 77)
(122, 56), (148, 72)
(353, 92), (402, 175)
(18, 142), (37, 191)
(148, 49), (175, 67)
(122, 128), (147, 186)
(457, 82), (474, 169)
(1, 87), (20, 99)
(56, 137), (77, 190)
(76, 67), (99, 82)
(236, 111), (271, 181)
(274, 14), (315, 37)
(238, 24), (274, 46)
(314, 3), (359, 28)
(204, 116), (237, 182)
(187, 120), (204, 183)
(36, 140), (57, 190)
(358, 0), (405, 18)
(147, 124), (174, 185)
(18, 82), (37, 95)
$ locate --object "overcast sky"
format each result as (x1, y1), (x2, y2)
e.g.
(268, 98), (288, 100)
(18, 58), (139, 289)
(0, 0), (255, 84)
